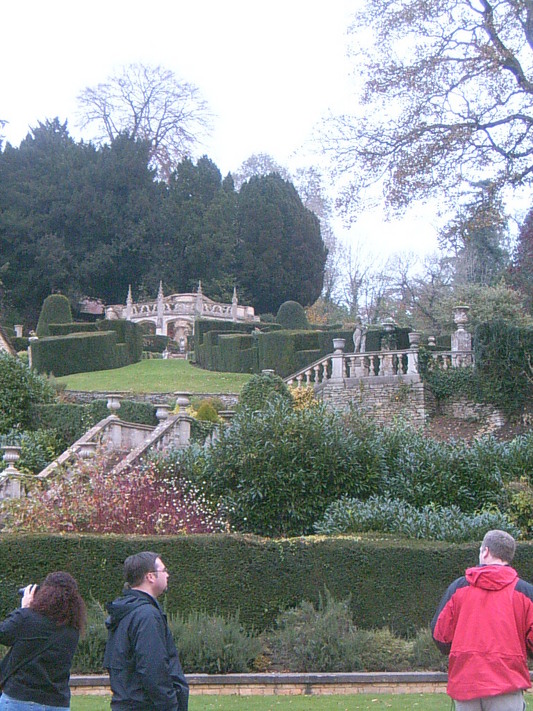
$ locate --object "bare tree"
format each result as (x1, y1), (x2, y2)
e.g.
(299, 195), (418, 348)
(231, 153), (291, 190)
(77, 63), (212, 179)
(322, 0), (533, 214)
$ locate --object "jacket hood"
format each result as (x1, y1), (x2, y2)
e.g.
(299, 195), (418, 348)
(465, 564), (518, 591)
(105, 589), (156, 631)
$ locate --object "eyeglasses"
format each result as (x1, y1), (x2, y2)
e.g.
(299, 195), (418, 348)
(150, 567), (168, 575)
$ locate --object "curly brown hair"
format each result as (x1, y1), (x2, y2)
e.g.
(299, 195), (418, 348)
(31, 571), (87, 634)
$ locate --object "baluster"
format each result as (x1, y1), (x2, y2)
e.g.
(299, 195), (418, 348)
(314, 364), (321, 383)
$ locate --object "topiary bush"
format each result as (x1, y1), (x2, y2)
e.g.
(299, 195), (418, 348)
(36, 294), (72, 337)
(276, 301), (309, 329)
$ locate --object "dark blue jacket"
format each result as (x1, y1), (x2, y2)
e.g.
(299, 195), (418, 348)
(0, 607), (78, 708)
(104, 588), (188, 711)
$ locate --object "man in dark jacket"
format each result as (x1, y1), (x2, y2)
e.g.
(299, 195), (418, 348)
(104, 551), (189, 711)
(431, 530), (533, 711)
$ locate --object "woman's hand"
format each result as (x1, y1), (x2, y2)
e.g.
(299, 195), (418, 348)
(20, 584), (38, 608)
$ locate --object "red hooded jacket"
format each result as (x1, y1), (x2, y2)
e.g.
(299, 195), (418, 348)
(431, 564), (533, 701)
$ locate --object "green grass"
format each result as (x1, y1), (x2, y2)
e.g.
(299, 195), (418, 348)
(55, 359), (252, 394)
(70, 695), (532, 711)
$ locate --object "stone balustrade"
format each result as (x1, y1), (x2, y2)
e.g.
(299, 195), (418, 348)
(285, 345), (473, 388)
(37, 396), (193, 479)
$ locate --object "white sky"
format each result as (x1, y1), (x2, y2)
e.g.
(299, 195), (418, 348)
(0, 0), (440, 258)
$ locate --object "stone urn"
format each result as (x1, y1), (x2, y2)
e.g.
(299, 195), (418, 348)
(78, 441), (97, 459)
(408, 331), (421, 348)
(453, 305), (470, 331)
(106, 393), (122, 413)
(155, 403), (171, 422)
(174, 392), (191, 413)
(2, 445), (21, 472)
(332, 338), (346, 352)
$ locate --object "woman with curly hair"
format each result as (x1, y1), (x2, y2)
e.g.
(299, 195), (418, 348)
(0, 571), (86, 710)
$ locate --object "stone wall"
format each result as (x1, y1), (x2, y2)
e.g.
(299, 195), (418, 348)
(320, 374), (432, 427)
(63, 390), (239, 409)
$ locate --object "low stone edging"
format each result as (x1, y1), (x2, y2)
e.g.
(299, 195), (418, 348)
(70, 672), (449, 696)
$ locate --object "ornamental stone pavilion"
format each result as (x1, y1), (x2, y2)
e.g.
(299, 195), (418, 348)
(105, 281), (259, 344)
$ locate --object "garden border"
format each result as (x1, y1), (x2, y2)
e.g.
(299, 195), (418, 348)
(71, 672), (451, 696)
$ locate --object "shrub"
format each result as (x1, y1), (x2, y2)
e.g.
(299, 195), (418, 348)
(236, 372), (292, 413)
(355, 627), (411, 672)
(71, 600), (107, 673)
(409, 628), (448, 672)
(168, 611), (261, 673)
(0, 353), (55, 434)
(289, 385), (318, 410)
(371, 421), (507, 512)
(0, 429), (64, 475)
(315, 495), (520, 542)
(1, 455), (226, 535)
(276, 301), (309, 329)
(195, 401), (220, 423)
(183, 401), (383, 536)
(505, 478), (533, 537)
(265, 590), (364, 672)
(36, 294), (72, 337)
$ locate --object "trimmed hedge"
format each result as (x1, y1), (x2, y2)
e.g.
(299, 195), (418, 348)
(30, 320), (143, 376)
(0, 534), (528, 635)
(48, 323), (98, 336)
(31, 331), (119, 377)
(29, 400), (157, 447)
(194, 320), (416, 377)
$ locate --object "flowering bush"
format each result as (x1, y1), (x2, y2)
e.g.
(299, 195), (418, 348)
(1, 453), (226, 534)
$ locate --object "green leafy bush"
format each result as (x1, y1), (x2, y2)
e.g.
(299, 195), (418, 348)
(373, 422), (507, 512)
(168, 611), (261, 673)
(0, 353), (55, 434)
(236, 372), (292, 413)
(315, 495), (519, 542)
(182, 401), (383, 536)
(0, 429), (64, 475)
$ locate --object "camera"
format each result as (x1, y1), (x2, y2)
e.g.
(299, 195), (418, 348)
(18, 585), (39, 597)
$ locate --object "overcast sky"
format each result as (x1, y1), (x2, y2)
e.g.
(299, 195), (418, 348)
(0, 0), (440, 257)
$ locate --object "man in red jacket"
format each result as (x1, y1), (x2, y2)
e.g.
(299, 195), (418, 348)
(432, 530), (533, 710)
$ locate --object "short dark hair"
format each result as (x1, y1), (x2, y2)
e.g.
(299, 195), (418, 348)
(482, 530), (516, 563)
(124, 551), (160, 587)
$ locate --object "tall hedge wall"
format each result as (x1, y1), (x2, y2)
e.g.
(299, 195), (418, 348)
(30, 332), (119, 377)
(1, 534), (530, 634)
(30, 320), (143, 376)
(48, 323), (98, 336)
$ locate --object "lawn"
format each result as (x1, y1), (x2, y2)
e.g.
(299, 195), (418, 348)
(71, 695), (533, 711)
(56, 359), (252, 394)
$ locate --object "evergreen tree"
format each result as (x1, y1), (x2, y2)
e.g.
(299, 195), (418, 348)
(236, 174), (326, 314)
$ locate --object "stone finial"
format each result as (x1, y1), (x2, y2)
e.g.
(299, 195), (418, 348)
(232, 287), (238, 305)
(127, 285), (133, 305)
(197, 280), (203, 295)
(157, 281), (164, 301)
